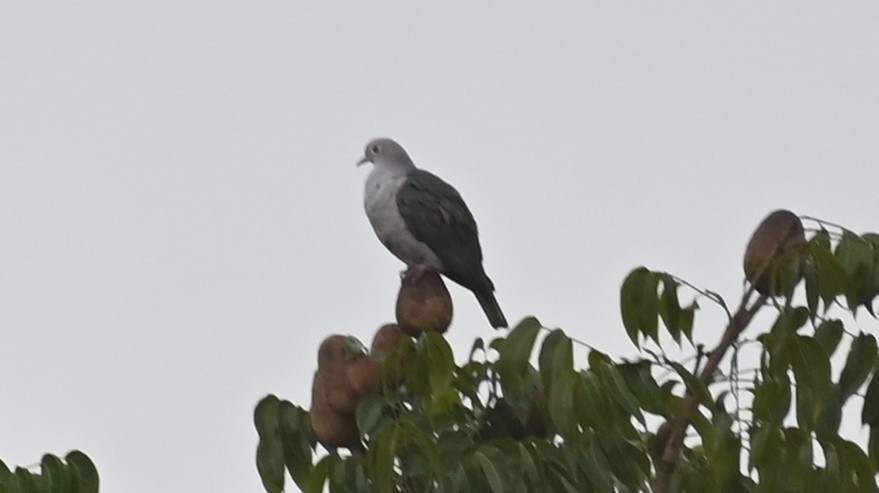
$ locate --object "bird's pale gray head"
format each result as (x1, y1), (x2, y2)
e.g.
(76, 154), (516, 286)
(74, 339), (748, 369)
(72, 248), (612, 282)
(356, 138), (414, 169)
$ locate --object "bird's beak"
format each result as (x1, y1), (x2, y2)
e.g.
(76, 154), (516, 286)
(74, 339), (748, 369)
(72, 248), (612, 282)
(356, 156), (369, 167)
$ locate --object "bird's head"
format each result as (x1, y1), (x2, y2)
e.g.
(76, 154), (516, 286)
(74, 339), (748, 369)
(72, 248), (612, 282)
(357, 138), (415, 171)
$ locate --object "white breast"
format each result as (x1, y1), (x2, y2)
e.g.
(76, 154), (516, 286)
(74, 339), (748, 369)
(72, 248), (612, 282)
(364, 169), (443, 270)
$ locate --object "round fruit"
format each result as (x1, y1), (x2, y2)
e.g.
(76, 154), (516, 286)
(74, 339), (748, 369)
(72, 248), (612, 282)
(370, 323), (409, 358)
(395, 270), (453, 336)
(310, 371), (364, 455)
(743, 209), (806, 296)
(316, 335), (365, 414)
(346, 356), (382, 398)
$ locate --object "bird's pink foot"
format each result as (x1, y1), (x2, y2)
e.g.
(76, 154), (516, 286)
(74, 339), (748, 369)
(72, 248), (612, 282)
(402, 264), (431, 283)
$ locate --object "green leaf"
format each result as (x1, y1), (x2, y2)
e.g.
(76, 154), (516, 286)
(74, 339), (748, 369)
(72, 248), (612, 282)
(618, 361), (666, 415)
(595, 362), (645, 425)
(587, 349), (611, 369)
(620, 267), (659, 347)
(752, 373), (792, 426)
(812, 244), (850, 310)
(254, 395), (281, 437)
(516, 443), (539, 488)
(816, 387), (843, 437)
(789, 336), (832, 419)
(835, 234), (876, 314)
(437, 430), (471, 467)
(658, 274), (682, 344)
(869, 426), (879, 470)
(65, 451), (99, 493)
(13, 468), (39, 493)
(353, 461), (370, 493)
(401, 421), (443, 480)
(535, 442), (579, 493)
(473, 449), (505, 493)
(278, 401), (314, 491)
(804, 261), (820, 316)
(667, 361), (714, 411)
(446, 465), (469, 493)
(862, 371), (879, 425)
(814, 319), (844, 358)
(497, 316), (541, 390)
(795, 380), (817, 431)
(548, 372), (578, 435)
(538, 329), (570, 390)
(545, 466), (580, 493)
(537, 329), (573, 388)
(330, 456), (369, 493)
(369, 423), (402, 493)
(783, 428), (811, 491)
(305, 455), (332, 493)
(577, 373), (611, 429)
(355, 394), (387, 436)
(329, 456), (353, 493)
(820, 439), (841, 491)
(0, 458), (9, 485)
(705, 412), (740, 487)
(423, 332), (456, 399)
(838, 333), (878, 400)
(771, 306), (811, 335)
(40, 454), (71, 493)
(420, 332), (459, 415)
(779, 251), (805, 298)
(254, 395), (284, 493)
(749, 425), (782, 472)
(679, 302), (697, 344)
(583, 436), (615, 493)
(836, 438), (877, 493)
(256, 437), (285, 493)
(596, 432), (647, 489)
(468, 337), (486, 360)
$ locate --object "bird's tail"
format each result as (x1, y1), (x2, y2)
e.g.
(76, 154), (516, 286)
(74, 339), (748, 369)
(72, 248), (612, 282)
(474, 289), (508, 329)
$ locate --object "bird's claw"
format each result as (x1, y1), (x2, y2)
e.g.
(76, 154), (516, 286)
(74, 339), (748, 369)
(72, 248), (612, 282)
(402, 264), (431, 283)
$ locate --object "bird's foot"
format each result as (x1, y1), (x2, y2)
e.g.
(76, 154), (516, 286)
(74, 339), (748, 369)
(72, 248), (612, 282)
(402, 264), (431, 283)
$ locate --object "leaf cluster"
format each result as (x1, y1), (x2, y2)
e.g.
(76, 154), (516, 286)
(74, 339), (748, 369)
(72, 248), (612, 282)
(257, 220), (879, 492)
(0, 452), (98, 493)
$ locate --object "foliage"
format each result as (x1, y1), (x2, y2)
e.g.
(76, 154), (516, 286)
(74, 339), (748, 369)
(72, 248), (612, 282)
(256, 218), (879, 492)
(0, 451), (99, 493)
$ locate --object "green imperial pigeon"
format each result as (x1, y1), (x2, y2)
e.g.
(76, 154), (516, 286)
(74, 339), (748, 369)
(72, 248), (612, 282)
(357, 138), (508, 329)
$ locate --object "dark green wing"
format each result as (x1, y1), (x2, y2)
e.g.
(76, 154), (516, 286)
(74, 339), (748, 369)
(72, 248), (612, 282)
(396, 169), (492, 292)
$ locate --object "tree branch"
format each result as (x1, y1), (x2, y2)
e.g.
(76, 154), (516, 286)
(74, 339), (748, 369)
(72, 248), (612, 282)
(654, 286), (767, 492)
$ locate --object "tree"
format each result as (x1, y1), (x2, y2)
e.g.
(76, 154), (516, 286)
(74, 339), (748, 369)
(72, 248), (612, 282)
(255, 210), (879, 492)
(0, 451), (99, 493)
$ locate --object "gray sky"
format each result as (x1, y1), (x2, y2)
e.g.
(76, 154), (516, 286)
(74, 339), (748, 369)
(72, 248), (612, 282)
(2, 3), (878, 492)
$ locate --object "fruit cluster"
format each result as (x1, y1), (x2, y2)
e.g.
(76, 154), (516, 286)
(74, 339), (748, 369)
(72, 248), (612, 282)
(309, 270), (453, 455)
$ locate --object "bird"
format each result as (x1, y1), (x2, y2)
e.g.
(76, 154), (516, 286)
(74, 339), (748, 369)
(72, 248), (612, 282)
(357, 137), (507, 329)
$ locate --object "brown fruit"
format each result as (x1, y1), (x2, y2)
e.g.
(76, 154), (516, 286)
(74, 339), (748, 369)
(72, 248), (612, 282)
(310, 371), (364, 455)
(370, 323), (409, 358)
(316, 335), (366, 415)
(743, 209), (806, 296)
(347, 356), (382, 398)
(395, 270), (453, 336)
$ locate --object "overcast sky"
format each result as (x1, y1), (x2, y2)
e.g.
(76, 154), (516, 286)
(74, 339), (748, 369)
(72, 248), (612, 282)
(2, 3), (878, 492)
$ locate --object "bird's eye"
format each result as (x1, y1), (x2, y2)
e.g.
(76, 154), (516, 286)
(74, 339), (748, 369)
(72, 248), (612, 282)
(371, 145), (380, 154)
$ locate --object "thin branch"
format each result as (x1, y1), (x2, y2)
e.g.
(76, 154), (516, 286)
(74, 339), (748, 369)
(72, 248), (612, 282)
(668, 273), (733, 321)
(694, 344), (706, 375)
(801, 215), (852, 235)
(804, 227), (845, 239)
(654, 351), (698, 380)
(731, 341), (743, 438)
(654, 281), (768, 492)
